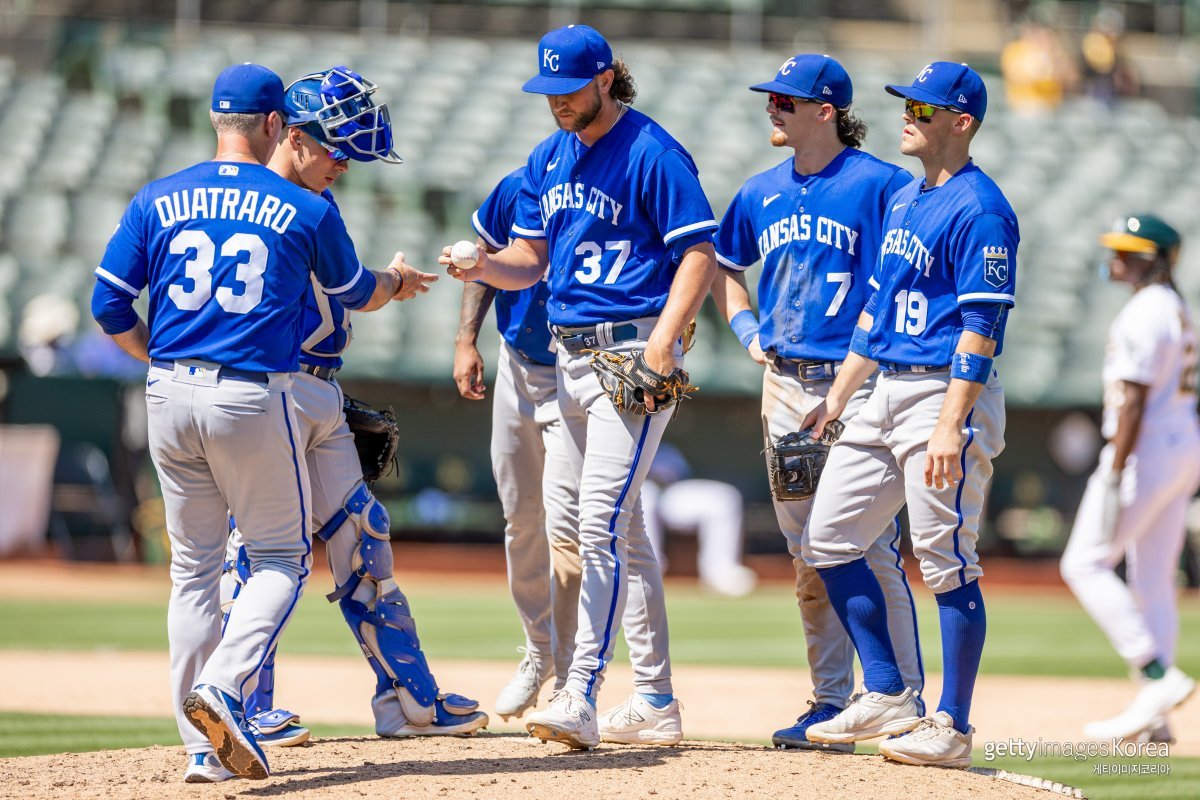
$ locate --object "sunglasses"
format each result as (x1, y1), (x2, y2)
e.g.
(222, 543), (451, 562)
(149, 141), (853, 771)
(313, 137), (350, 163)
(768, 92), (825, 114)
(904, 98), (957, 123)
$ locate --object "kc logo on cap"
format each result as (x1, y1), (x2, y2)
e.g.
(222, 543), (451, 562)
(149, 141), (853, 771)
(749, 53), (853, 110)
(523, 25), (614, 96)
(886, 61), (988, 121)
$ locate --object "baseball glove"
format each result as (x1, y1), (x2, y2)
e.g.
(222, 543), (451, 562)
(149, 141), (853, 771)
(587, 349), (697, 416)
(764, 418), (845, 501)
(343, 394), (399, 483)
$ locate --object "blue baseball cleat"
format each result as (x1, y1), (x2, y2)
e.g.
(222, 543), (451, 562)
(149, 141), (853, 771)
(772, 701), (855, 753)
(250, 708), (311, 748)
(183, 684), (270, 780)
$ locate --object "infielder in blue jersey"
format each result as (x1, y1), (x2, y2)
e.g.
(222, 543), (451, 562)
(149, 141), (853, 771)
(712, 54), (924, 752)
(89, 64), (417, 781)
(213, 66), (484, 776)
(453, 169), (583, 719)
(798, 63), (1018, 768)
(444, 25), (717, 749)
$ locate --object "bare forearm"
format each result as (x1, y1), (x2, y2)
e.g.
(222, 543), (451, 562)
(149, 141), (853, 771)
(711, 268), (753, 323)
(1110, 383), (1148, 471)
(456, 282), (498, 345)
(478, 239), (548, 290)
(111, 320), (150, 363)
(359, 269), (401, 312)
(648, 243), (717, 354)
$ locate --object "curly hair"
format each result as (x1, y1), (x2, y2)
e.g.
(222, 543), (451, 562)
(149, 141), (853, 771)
(609, 58), (637, 105)
(835, 108), (867, 148)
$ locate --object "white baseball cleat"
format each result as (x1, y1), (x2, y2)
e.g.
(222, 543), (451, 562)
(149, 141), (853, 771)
(598, 694), (683, 745)
(183, 751), (235, 783)
(1084, 667), (1195, 741)
(805, 687), (922, 744)
(879, 711), (973, 769)
(526, 689), (600, 750)
(495, 649), (553, 720)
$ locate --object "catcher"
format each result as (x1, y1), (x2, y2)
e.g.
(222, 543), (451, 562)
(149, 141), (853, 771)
(211, 66), (484, 783)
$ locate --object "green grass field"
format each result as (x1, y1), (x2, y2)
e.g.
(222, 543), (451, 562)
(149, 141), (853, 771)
(3, 579), (1198, 799)
(3, 581), (1198, 678)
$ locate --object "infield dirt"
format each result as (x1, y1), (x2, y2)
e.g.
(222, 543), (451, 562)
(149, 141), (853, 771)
(0, 735), (1069, 800)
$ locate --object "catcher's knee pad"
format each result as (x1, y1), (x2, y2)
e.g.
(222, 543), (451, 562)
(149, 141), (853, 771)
(319, 481), (394, 598)
(339, 581), (441, 727)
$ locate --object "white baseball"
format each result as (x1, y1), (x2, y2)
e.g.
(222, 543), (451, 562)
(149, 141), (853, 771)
(450, 240), (479, 270)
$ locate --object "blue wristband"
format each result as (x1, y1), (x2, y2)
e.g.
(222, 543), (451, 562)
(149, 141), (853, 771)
(951, 352), (993, 383)
(849, 326), (870, 358)
(730, 310), (760, 349)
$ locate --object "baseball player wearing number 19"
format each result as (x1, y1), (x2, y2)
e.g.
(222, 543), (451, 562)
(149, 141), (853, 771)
(799, 62), (1019, 769)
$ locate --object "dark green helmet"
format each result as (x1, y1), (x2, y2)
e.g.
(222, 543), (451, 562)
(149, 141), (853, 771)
(1099, 213), (1181, 257)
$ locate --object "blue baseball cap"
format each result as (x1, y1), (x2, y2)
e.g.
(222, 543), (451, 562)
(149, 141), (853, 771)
(885, 61), (987, 121)
(750, 54), (853, 109)
(211, 63), (293, 119)
(522, 25), (613, 96)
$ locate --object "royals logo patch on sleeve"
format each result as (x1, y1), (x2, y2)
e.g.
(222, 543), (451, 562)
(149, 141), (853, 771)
(983, 246), (1009, 287)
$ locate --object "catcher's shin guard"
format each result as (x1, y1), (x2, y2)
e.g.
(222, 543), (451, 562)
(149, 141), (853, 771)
(319, 482), (443, 727)
(219, 541), (283, 718)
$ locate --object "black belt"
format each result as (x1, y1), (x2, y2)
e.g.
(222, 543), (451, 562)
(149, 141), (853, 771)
(769, 356), (840, 382)
(150, 359), (269, 385)
(877, 361), (947, 374)
(554, 322), (640, 354)
(300, 363), (340, 381)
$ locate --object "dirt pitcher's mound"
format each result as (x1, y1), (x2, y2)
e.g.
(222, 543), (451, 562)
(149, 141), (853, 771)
(0, 734), (1079, 800)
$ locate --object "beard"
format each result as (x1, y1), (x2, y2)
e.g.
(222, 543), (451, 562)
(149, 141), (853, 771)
(553, 86), (603, 132)
(769, 128), (788, 147)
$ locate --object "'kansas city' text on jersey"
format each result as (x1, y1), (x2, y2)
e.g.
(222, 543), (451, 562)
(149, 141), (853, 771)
(512, 107), (717, 326)
(715, 148), (911, 362)
(865, 161), (1019, 366)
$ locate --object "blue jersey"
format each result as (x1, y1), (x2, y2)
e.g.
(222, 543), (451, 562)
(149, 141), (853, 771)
(864, 161), (1018, 366)
(715, 149), (910, 362)
(474, 170), (555, 366)
(95, 161), (374, 373)
(299, 190), (353, 370)
(512, 107), (716, 326)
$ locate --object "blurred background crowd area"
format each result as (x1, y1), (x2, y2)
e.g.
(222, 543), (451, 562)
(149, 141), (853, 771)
(0, 0), (1198, 582)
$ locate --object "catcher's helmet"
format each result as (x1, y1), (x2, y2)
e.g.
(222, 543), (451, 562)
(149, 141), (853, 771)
(1099, 213), (1181, 257)
(284, 66), (402, 164)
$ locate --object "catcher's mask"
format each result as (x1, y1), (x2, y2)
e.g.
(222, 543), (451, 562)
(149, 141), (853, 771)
(285, 66), (402, 164)
(764, 418), (845, 502)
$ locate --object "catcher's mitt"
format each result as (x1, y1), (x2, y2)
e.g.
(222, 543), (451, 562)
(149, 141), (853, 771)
(587, 349), (697, 416)
(343, 394), (399, 483)
(764, 417), (845, 501)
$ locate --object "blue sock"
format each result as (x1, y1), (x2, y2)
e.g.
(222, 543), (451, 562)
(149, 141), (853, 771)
(639, 692), (674, 709)
(583, 693), (596, 708)
(817, 559), (904, 694)
(935, 579), (986, 734)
